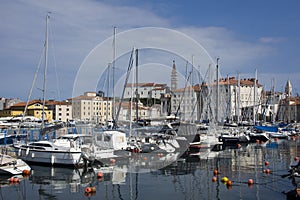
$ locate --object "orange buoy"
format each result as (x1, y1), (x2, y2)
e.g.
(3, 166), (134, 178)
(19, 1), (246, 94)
(265, 161), (269, 166)
(85, 187), (92, 193)
(266, 169), (271, 174)
(213, 169), (218, 176)
(13, 177), (19, 183)
(227, 180), (233, 186)
(248, 179), (254, 185)
(22, 169), (30, 176)
(212, 176), (217, 182)
(9, 177), (14, 183)
(97, 172), (103, 178)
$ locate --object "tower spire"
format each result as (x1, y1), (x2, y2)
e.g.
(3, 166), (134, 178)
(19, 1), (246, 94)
(171, 60), (178, 91)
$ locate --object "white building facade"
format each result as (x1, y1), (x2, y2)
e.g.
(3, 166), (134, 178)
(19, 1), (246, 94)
(71, 92), (113, 124)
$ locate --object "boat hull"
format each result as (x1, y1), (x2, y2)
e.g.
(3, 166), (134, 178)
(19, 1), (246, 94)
(13, 146), (82, 166)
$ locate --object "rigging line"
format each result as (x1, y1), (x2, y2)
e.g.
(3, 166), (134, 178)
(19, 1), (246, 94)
(19, 45), (45, 134)
(174, 71), (192, 118)
(49, 17), (62, 101)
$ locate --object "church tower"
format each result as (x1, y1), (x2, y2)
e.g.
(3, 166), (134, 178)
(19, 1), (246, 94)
(285, 80), (292, 97)
(171, 60), (178, 91)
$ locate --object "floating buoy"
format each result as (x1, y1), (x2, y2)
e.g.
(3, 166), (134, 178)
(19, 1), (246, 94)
(97, 172), (103, 178)
(265, 161), (269, 166)
(227, 180), (233, 186)
(22, 169), (30, 176)
(248, 179), (254, 185)
(221, 177), (229, 183)
(213, 169), (218, 176)
(9, 177), (14, 183)
(143, 157), (147, 161)
(266, 169), (271, 174)
(13, 177), (19, 183)
(212, 176), (217, 182)
(85, 187), (92, 193)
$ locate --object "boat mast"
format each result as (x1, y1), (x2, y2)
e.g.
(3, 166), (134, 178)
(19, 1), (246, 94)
(271, 78), (275, 124)
(42, 13), (50, 129)
(253, 69), (257, 125)
(216, 58), (220, 124)
(112, 27), (116, 123)
(106, 63), (111, 128)
(135, 49), (139, 122)
(237, 73), (241, 124)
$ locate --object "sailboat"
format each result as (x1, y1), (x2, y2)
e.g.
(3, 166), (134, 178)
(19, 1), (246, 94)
(13, 13), (84, 167)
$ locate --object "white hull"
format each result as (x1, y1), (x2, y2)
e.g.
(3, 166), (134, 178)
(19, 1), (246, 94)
(14, 146), (82, 166)
(0, 154), (31, 175)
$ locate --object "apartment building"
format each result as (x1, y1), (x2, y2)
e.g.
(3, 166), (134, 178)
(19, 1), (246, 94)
(71, 92), (112, 124)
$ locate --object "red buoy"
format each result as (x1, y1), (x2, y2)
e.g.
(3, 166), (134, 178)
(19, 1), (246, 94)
(227, 180), (233, 186)
(248, 179), (254, 185)
(97, 172), (103, 178)
(213, 169), (218, 176)
(265, 161), (269, 166)
(85, 187), (92, 193)
(212, 176), (217, 182)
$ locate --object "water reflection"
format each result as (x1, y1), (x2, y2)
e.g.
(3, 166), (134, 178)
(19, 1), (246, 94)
(1, 139), (300, 199)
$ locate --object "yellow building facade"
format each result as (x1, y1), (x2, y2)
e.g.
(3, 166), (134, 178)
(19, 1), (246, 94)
(0, 100), (53, 122)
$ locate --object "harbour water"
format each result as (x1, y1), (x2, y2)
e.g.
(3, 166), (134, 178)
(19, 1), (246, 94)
(1, 138), (299, 200)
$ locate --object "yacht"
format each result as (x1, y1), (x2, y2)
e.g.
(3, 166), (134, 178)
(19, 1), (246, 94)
(0, 153), (31, 175)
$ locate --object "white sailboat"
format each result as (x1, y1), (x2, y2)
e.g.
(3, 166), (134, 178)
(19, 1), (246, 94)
(13, 13), (83, 167)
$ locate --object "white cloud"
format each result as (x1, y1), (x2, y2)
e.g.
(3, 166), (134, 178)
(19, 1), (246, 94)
(0, 0), (284, 100)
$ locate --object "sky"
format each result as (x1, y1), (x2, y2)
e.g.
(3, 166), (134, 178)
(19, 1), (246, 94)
(1, 0), (300, 101)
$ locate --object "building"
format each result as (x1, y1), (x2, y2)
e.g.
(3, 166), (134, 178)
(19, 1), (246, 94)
(0, 98), (22, 110)
(45, 100), (72, 122)
(116, 101), (160, 123)
(123, 82), (168, 106)
(201, 77), (263, 123)
(277, 80), (300, 122)
(171, 85), (200, 122)
(0, 100), (53, 122)
(71, 92), (113, 124)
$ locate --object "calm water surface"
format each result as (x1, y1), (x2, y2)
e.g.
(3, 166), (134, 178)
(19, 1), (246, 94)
(2, 138), (300, 200)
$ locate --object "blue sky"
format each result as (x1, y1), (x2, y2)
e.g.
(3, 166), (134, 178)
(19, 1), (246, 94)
(1, 0), (300, 101)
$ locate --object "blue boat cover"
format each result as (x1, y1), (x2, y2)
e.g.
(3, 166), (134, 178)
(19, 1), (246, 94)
(254, 125), (278, 132)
